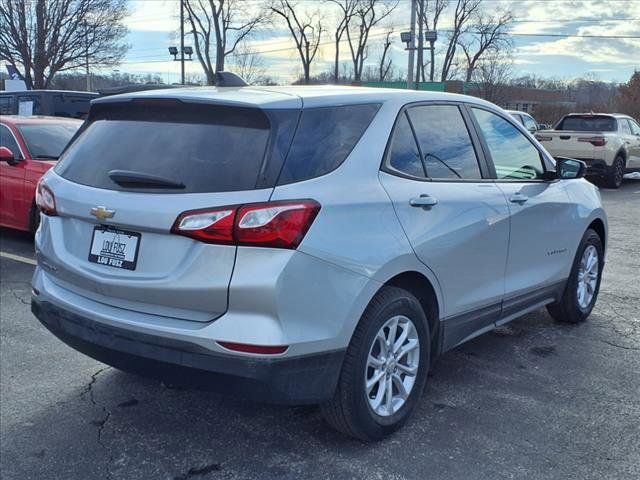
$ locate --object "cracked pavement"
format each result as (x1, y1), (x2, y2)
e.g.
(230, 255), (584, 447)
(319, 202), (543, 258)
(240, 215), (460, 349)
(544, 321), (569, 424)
(1, 180), (639, 480)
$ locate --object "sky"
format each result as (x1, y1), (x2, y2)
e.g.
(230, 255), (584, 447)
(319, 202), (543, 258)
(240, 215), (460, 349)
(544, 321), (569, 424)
(115, 0), (640, 84)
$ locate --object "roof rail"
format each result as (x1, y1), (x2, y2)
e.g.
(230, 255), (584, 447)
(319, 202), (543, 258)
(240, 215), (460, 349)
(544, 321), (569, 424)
(215, 71), (248, 87)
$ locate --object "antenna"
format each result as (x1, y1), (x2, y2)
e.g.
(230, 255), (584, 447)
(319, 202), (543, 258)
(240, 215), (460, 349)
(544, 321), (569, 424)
(215, 71), (248, 87)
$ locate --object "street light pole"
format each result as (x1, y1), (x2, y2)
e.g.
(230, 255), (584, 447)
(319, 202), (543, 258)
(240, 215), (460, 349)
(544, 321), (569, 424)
(180, 0), (185, 85)
(407, 0), (417, 90)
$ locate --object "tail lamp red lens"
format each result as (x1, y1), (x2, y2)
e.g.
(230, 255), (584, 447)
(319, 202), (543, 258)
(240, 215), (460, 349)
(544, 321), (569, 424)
(171, 199), (320, 249)
(578, 136), (606, 147)
(35, 179), (57, 216)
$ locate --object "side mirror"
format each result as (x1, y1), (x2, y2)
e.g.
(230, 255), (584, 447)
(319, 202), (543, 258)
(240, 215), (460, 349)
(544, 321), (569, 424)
(556, 157), (587, 180)
(0, 146), (20, 166)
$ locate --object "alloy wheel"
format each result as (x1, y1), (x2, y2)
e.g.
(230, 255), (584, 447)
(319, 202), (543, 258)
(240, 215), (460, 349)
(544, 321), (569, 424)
(365, 315), (420, 417)
(577, 245), (599, 309)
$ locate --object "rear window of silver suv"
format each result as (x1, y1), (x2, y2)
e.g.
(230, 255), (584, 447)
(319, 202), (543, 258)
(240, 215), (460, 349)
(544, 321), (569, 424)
(55, 101), (380, 193)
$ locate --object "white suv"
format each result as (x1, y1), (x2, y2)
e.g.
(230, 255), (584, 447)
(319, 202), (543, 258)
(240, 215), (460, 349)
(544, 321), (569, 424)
(32, 86), (607, 440)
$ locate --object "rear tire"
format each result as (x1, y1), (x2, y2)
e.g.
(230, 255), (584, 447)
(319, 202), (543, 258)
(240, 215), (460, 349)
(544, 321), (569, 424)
(547, 229), (603, 324)
(321, 286), (430, 441)
(603, 155), (625, 189)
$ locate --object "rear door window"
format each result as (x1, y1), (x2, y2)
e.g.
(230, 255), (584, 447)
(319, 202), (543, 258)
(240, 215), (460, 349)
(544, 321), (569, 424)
(277, 104), (380, 184)
(56, 103), (276, 193)
(620, 120), (632, 135)
(472, 108), (545, 180)
(407, 104), (482, 180)
(387, 113), (424, 178)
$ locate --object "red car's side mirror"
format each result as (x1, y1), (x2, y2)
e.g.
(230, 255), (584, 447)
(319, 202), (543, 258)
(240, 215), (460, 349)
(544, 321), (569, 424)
(0, 146), (20, 166)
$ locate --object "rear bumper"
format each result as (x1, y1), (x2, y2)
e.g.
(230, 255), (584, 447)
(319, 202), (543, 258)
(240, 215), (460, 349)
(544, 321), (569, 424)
(32, 297), (345, 405)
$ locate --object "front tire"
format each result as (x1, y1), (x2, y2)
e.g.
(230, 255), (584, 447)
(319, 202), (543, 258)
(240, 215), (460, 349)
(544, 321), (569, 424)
(547, 229), (603, 323)
(603, 155), (625, 189)
(321, 286), (430, 441)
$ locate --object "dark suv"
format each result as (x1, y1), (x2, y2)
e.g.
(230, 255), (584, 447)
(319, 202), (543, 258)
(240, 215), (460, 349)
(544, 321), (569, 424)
(0, 90), (98, 119)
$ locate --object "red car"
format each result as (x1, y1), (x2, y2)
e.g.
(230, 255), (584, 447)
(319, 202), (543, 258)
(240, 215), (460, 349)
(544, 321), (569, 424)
(1, 115), (81, 233)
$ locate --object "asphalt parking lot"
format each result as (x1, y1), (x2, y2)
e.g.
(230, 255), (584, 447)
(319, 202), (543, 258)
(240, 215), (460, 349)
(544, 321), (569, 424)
(1, 180), (639, 480)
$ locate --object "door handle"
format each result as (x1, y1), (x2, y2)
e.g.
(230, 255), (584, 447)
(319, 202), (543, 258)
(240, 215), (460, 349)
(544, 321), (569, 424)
(509, 193), (529, 204)
(410, 195), (438, 208)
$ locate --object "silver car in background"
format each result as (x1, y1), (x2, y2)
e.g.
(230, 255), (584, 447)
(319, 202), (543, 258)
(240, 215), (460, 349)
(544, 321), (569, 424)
(32, 86), (607, 441)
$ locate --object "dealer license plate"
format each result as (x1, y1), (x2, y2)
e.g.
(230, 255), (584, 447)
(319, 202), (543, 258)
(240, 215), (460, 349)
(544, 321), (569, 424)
(88, 226), (141, 271)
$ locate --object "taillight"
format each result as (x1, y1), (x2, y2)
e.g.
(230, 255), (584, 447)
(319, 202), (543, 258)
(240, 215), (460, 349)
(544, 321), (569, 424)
(578, 136), (606, 147)
(171, 199), (320, 249)
(35, 179), (57, 216)
(171, 207), (236, 244)
(535, 135), (552, 142)
(235, 200), (320, 248)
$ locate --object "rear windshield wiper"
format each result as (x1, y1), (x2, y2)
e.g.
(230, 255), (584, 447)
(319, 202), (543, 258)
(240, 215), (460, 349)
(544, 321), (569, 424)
(35, 155), (59, 160)
(108, 170), (185, 189)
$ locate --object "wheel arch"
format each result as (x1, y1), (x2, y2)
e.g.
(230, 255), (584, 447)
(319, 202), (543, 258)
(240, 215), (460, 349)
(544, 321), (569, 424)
(614, 148), (627, 163)
(382, 271), (441, 358)
(587, 217), (606, 253)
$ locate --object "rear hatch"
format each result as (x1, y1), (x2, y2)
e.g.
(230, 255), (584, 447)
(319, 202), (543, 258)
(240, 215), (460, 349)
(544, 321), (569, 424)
(41, 98), (300, 322)
(537, 114), (616, 161)
(538, 131), (596, 160)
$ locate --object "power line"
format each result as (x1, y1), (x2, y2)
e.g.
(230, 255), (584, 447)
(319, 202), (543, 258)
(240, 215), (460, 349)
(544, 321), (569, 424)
(504, 32), (640, 39)
(510, 18), (640, 23)
(120, 20), (640, 66)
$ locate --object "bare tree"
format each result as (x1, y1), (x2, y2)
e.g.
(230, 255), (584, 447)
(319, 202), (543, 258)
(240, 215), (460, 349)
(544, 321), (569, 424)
(416, 0), (447, 81)
(184, 0), (267, 85)
(327, 0), (357, 83)
(0, 0), (129, 89)
(378, 29), (393, 81)
(346, 0), (397, 82)
(271, 0), (323, 85)
(470, 51), (512, 104)
(229, 45), (268, 84)
(440, 0), (480, 81)
(459, 10), (513, 82)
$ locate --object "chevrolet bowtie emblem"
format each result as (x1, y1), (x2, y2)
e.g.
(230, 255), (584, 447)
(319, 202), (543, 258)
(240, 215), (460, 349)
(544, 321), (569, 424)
(90, 206), (115, 219)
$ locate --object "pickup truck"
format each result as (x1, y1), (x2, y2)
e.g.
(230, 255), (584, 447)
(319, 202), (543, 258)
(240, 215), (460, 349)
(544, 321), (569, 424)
(535, 113), (640, 188)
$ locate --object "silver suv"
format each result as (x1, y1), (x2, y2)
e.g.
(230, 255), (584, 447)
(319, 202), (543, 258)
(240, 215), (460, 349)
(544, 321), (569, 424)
(32, 86), (607, 441)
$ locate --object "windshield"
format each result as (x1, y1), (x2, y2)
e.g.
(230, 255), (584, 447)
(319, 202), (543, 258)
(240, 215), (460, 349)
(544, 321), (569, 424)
(17, 123), (80, 159)
(556, 115), (617, 132)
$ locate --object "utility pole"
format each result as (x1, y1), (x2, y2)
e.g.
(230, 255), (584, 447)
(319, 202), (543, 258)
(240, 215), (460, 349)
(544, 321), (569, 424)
(407, 0), (417, 90)
(84, 21), (91, 91)
(180, 0), (185, 85)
